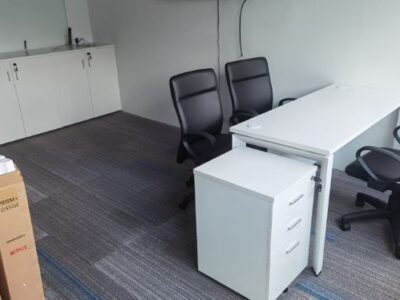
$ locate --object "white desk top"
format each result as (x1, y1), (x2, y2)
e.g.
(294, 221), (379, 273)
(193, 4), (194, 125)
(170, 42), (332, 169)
(194, 147), (316, 201)
(231, 85), (400, 156)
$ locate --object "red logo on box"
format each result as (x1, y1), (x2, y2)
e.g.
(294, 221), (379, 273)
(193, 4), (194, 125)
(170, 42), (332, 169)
(10, 245), (27, 256)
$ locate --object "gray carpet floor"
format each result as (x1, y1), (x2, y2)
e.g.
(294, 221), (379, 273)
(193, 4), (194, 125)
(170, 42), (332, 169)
(0, 112), (399, 300)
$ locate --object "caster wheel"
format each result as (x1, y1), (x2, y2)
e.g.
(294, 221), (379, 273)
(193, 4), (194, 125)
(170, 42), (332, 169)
(355, 194), (365, 207)
(340, 218), (351, 231)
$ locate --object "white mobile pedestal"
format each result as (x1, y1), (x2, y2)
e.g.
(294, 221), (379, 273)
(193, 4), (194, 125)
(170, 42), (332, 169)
(195, 147), (317, 300)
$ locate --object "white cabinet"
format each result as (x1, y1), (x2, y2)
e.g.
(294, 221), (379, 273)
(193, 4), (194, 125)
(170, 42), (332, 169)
(0, 61), (26, 144)
(0, 45), (121, 145)
(85, 47), (121, 117)
(195, 147), (317, 300)
(11, 56), (61, 137)
(55, 52), (93, 126)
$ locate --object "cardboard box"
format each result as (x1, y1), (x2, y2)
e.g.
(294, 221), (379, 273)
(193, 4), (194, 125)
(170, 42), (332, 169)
(0, 170), (44, 300)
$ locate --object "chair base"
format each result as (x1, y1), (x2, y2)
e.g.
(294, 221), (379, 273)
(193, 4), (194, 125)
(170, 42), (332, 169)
(340, 193), (400, 259)
(180, 173), (194, 210)
(179, 191), (194, 210)
(186, 175), (194, 187)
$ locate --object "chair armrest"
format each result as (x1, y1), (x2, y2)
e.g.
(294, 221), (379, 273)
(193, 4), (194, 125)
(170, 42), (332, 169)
(278, 98), (297, 106)
(229, 110), (258, 126)
(356, 146), (400, 185)
(182, 131), (217, 162)
(393, 126), (400, 145)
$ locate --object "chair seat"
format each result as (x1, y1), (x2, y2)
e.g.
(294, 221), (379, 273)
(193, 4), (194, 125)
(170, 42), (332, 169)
(345, 148), (400, 182)
(192, 133), (232, 165)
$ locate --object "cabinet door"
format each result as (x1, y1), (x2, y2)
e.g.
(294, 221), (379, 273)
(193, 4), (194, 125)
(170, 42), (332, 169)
(0, 61), (26, 144)
(55, 52), (93, 126)
(86, 47), (121, 117)
(12, 56), (61, 137)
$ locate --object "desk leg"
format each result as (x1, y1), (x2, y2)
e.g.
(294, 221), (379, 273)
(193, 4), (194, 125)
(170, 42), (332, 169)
(232, 135), (246, 149)
(312, 154), (334, 276)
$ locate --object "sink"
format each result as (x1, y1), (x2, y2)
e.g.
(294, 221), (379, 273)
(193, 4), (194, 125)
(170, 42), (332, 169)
(51, 43), (98, 52)
(74, 43), (98, 49)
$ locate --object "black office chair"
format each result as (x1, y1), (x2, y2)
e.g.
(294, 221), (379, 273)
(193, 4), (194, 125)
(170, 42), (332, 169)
(225, 57), (296, 125)
(170, 68), (232, 210)
(339, 126), (400, 259)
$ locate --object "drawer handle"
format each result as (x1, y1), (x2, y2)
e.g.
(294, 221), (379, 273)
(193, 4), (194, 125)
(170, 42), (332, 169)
(287, 218), (302, 231)
(13, 63), (19, 80)
(286, 241), (301, 254)
(289, 194), (304, 206)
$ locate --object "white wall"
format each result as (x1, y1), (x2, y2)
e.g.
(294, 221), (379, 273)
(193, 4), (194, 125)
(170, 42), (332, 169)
(87, 0), (219, 126)
(87, 0), (400, 170)
(86, 0), (115, 44)
(0, 0), (68, 52)
(64, 0), (93, 43)
(219, 0), (400, 169)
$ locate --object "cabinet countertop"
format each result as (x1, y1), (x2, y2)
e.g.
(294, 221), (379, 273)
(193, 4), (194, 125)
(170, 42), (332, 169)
(0, 43), (112, 61)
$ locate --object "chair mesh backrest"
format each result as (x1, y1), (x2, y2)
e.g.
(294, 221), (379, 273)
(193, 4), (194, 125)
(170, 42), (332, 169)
(225, 57), (273, 114)
(170, 69), (223, 136)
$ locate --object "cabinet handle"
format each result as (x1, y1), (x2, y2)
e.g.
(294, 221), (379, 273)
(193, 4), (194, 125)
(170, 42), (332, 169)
(289, 194), (303, 206)
(87, 52), (92, 68)
(287, 218), (302, 231)
(6, 71), (11, 82)
(12, 63), (19, 80)
(82, 59), (86, 69)
(286, 241), (300, 254)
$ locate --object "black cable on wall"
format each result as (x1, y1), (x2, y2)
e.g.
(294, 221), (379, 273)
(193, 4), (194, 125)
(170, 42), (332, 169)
(217, 0), (249, 76)
(239, 0), (249, 57)
(217, 0), (221, 81)
(216, 0), (249, 67)
(216, 0), (249, 124)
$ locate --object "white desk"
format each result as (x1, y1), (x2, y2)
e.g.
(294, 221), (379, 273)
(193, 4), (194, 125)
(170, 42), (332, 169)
(230, 84), (400, 275)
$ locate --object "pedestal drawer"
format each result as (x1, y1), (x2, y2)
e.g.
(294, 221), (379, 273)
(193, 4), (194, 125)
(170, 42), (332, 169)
(272, 175), (315, 225)
(267, 228), (311, 300)
(269, 191), (314, 251)
(194, 148), (318, 300)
